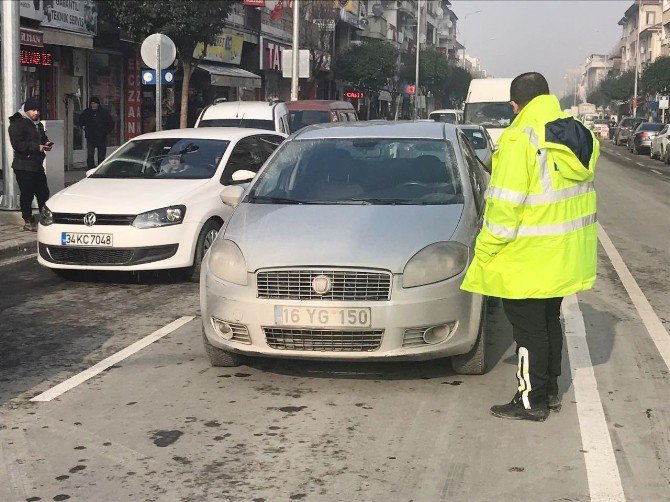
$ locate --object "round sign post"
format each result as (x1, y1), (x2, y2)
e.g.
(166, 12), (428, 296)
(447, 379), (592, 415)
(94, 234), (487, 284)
(141, 34), (176, 131)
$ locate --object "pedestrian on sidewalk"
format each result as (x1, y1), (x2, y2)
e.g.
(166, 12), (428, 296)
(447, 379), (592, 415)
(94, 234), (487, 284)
(461, 72), (599, 422)
(79, 97), (114, 169)
(8, 97), (52, 232)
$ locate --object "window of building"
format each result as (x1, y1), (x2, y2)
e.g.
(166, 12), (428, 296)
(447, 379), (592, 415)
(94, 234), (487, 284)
(89, 51), (123, 147)
(646, 11), (655, 26)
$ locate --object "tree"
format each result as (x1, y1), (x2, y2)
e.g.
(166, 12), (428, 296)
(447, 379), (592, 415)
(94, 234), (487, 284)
(442, 65), (472, 107)
(641, 56), (670, 94)
(334, 39), (399, 91)
(419, 47), (450, 105)
(99, 1), (233, 128)
(301, 0), (339, 97)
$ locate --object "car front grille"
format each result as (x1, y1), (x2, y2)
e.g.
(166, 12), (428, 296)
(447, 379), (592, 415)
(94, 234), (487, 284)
(257, 268), (392, 301)
(39, 243), (178, 266)
(264, 327), (384, 352)
(52, 213), (136, 226)
(402, 327), (430, 348)
(211, 319), (251, 344)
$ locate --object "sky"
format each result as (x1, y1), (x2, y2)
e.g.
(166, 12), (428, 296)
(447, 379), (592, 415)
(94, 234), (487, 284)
(450, 0), (631, 96)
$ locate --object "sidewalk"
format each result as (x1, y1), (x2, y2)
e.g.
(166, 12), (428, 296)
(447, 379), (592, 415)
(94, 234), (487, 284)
(0, 168), (87, 262)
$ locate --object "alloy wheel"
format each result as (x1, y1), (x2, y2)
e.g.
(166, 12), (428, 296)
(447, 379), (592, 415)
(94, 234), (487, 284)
(203, 229), (219, 253)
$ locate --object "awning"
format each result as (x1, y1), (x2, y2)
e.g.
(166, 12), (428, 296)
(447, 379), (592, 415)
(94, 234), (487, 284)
(41, 27), (93, 49)
(197, 63), (261, 88)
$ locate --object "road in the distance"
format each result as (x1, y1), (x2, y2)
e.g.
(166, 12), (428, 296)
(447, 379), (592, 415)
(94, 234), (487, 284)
(0, 143), (669, 501)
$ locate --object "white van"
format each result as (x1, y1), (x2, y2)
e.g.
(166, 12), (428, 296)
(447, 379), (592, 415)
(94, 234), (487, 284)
(429, 109), (463, 124)
(195, 101), (291, 135)
(463, 78), (514, 146)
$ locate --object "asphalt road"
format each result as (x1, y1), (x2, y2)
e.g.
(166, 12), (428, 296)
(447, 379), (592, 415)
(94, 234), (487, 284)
(1, 140), (669, 501)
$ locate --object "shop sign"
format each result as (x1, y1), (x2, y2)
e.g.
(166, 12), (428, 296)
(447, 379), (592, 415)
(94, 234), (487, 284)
(345, 90), (365, 99)
(20, 49), (52, 67)
(244, 0), (266, 5)
(19, 0), (45, 21)
(194, 31), (243, 65)
(41, 0), (98, 36)
(263, 40), (287, 71)
(20, 28), (44, 47)
(126, 54), (142, 139)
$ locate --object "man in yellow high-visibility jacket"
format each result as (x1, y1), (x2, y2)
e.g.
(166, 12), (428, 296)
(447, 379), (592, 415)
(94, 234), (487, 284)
(461, 72), (599, 422)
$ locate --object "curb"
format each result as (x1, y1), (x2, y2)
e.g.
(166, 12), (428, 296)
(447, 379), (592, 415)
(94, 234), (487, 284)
(0, 236), (37, 262)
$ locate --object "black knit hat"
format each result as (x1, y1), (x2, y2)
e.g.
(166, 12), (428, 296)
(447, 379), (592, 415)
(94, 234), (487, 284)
(90, 96), (100, 105)
(23, 97), (41, 112)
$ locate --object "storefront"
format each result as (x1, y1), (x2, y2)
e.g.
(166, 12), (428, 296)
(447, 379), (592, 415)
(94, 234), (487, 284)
(260, 37), (291, 101)
(19, 28), (57, 119)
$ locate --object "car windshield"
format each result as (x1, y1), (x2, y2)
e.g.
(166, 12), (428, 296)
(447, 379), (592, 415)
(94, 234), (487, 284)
(91, 138), (230, 179)
(461, 129), (489, 150)
(248, 138), (463, 205)
(199, 118), (275, 130)
(464, 102), (514, 128)
(289, 110), (331, 131)
(593, 119), (609, 124)
(638, 123), (664, 132)
(430, 112), (458, 124)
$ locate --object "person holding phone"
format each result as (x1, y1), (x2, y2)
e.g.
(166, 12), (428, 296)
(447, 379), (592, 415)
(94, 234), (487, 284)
(8, 97), (51, 231)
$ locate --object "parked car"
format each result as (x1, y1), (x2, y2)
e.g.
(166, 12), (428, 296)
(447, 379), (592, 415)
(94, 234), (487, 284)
(458, 124), (494, 172)
(590, 118), (610, 139)
(38, 128), (286, 280)
(627, 122), (665, 154)
(613, 117), (643, 146)
(286, 100), (358, 132)
(650, 123), (670, 163)
(200, 121), (490, 374)
(429, 109), (464, 124)
(195, 101), (291, 135)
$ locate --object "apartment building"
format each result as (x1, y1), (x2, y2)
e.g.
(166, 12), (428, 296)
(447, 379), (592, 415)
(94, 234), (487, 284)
(581, 54), (614, 97)
(618, 0), (663, 73)
(661, 0), (670, 56)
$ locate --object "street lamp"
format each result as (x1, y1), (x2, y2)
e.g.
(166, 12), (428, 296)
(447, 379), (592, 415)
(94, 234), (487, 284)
(459, 9), (482, 68)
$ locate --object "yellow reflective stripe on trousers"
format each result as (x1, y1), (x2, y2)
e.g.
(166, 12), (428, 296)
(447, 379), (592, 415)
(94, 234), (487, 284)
(487, 182), (595, 206)
(485, 213), (596, 239)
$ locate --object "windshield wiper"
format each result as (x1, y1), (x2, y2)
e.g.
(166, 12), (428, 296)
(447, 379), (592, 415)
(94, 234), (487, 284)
(349, 198), (423, 205)
(248, 195), (307, 204)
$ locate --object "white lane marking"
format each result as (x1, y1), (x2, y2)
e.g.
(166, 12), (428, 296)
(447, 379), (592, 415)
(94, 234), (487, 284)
(636, 162), (646, 167)
(563, 295), (626, 502)
(598, 223), (670, 370)
(0, 252), (37, 268)
(651, 169), (663, 175)
(30, 316), (195, 402)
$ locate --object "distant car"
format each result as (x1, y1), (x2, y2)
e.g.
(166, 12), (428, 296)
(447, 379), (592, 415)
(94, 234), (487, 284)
(201, 121), (490, 374)
(195, 101), (291, 135)
(627, 122), (664, 154)
(650, 124), (670, 163)
(580, 113), (599, 129)
(590, 118), (610, 139)
(429, 109), (464, 124)
(286, 100), (358, 132)
(614, 117), (643, 146)
(38, 128), (286, 280)
(458, 124), (494, 172)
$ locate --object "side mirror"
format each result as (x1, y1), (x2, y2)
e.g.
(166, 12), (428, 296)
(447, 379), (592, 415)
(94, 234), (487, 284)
(219, 185), (245, 207)
(85, 168), (97, 177)
(231, 169), (256, 183)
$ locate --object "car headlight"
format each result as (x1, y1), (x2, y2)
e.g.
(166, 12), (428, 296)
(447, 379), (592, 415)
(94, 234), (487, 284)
(402, 241), (469, 288)
(132, 205), (186, 229)
(208, 239), (248, 285)
(40, 205), (53, 226)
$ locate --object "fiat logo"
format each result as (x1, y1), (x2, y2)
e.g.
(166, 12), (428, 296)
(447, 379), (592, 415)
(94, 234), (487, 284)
(83, 212), (97, 226)
(312, 275), (332, 295)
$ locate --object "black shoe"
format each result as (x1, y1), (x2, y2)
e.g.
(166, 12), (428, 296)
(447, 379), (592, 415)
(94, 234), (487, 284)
(491, 397), (549, 422)
(547, 378), (561, 412)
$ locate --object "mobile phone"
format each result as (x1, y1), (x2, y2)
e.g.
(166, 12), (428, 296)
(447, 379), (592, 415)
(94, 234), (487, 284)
(46, 141), (54, 146)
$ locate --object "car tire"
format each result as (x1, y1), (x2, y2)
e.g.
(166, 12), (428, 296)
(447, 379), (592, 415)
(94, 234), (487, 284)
(52, 269), (80, 281)
(665, 147), (670, 164)
(184, 219), (222, 282)
(202, 328), (246, 367)
(452, 301), (487, 375)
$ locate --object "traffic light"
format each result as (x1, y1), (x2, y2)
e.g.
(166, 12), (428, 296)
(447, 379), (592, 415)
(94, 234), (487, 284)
(407, 84), (416, 95)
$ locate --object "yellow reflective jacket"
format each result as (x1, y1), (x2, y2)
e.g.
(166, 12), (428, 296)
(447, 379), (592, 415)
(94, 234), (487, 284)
(461, 94), (599, 299)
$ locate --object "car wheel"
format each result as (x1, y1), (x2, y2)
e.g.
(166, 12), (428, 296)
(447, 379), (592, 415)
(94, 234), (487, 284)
(52, 269), (81, 281)
(452, 301), (487, 375)
(184, 219), (222, 282)
(202, 328), (246, 367)
(666, 147), (670, 164)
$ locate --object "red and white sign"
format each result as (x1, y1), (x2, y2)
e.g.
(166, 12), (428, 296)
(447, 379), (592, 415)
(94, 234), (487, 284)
(20, 28), (43, 47)
(125, 53), (142, 139)
(20, 49), (52, 67)
(345, 91), (365, 99)
(244, 0), (266, 5)
(263, 40), (288, 71)
(407, 84), (416, 95)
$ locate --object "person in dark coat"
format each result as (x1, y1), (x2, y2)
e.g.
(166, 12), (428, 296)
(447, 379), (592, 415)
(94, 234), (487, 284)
(79, 96), (114, 169)
(8, 97), (52, 231)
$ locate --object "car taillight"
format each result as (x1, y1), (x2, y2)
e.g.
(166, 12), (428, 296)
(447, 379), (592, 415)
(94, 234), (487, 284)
(639, 132), (649, 137)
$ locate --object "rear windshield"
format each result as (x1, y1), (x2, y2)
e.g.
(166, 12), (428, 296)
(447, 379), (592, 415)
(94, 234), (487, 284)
(198, 119), (275, 130)
(638, 123), (664, 131)
(289, 110), (331, 131)
(248, 138), (463, 206)
(430, 112), (459, 124)
(464, 102), (514, 128)
(91, 138), (229, 179)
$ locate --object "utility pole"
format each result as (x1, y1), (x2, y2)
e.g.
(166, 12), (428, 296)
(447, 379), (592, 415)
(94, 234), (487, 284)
(414, 0), (421, 119)
(633, 13), (640, 118)
(291, 0), (300, 101)
(1, 0), (21, 210)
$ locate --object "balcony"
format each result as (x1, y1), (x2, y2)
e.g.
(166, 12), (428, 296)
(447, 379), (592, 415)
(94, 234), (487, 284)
(361, 16), (388, 40)
(261, 9), (293, 42)
(398, 0), (416, 18)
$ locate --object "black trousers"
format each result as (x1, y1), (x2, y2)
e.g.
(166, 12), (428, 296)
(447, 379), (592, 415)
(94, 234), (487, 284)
(86, 138), (107, 168)
(502, 297), (564, 408)
(14, 169), (50, 222)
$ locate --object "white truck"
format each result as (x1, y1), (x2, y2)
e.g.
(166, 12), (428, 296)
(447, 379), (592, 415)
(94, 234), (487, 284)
(463, 78), (514, 146)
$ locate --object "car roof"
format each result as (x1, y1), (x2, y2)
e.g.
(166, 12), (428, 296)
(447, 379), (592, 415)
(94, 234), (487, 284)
(457, 124), (484, 130)
(430, 109), (462, 114)
(285, 100), (355, 111)
(292, 120), (456, 141)
(201, 101), (286, 120)
(128, 127), (283, 142)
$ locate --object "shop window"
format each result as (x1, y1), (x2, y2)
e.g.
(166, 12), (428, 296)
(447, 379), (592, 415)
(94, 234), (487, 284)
(89, 52), (123, 147)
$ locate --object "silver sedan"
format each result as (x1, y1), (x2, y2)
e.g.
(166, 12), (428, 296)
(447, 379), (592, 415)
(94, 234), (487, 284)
(200, 121), (489, 374)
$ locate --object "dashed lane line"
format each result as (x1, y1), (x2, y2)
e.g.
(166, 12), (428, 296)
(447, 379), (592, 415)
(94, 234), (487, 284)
(651, 169), (664, 175)
(563, 294), (626, 502)
(636, 162), (646, 167)
(30, 316), (195, 402)
(597, 223), (670, 370)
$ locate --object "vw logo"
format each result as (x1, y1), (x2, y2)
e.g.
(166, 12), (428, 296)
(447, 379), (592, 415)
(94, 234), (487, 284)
(83, 212), (97, 226)
(312, 275), (332, 295)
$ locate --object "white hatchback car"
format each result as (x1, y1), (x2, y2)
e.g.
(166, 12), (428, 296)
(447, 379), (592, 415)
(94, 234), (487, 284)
(650, 123), (670, 163)
(195, 101), (291, 135)
(38, 128), (285, 280)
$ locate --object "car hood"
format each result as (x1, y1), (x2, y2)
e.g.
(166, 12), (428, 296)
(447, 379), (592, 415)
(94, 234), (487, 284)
(224, 203), (464, 273)
(48, 178), (210, 214)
